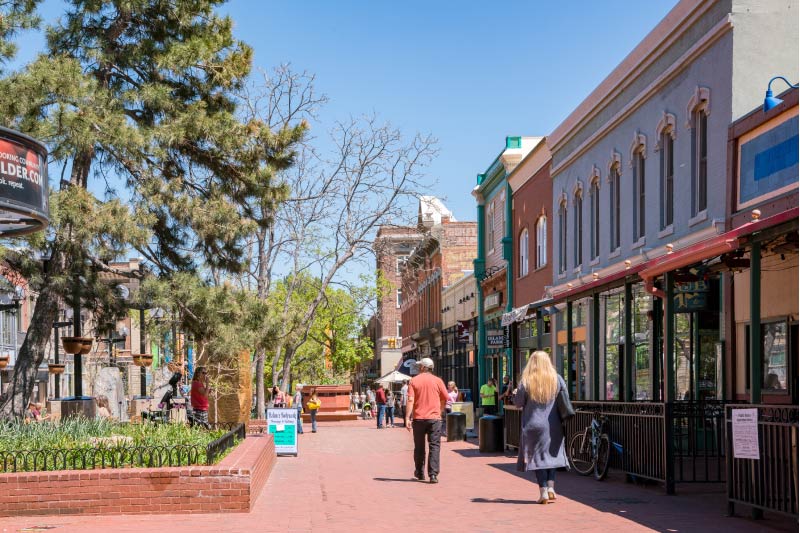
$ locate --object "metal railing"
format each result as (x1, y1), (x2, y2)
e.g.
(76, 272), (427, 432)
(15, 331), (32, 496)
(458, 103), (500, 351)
(565, 401), (666, 483)
(206, 423), (245, 465)
(504, 406), (521, 449)
(726, 405), (799, 518)
(670, 400), (729, 484)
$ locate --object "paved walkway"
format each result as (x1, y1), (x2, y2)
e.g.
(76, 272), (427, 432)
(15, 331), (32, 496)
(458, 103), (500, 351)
(1, 419), (795, 532)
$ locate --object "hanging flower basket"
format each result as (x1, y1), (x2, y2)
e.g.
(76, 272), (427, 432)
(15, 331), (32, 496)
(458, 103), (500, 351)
(0, 355), (8, 369)
(132, 354), (153, 367)
(61, 337), (83, 354)
(48, 363), (65, 374)
(79, 337), (93, 355)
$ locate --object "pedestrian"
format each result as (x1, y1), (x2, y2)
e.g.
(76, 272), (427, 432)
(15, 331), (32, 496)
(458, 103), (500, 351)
(400, 381), (408, 419)
(480, 377), (498, 415)
(306, 387), (321, 433)
(375, 384), (387, 428)
(513, 350), (569, 504)
(386, 389), (396, 427)
(445, 381), (459, 413)
(359, 391), (366, 412)
(499, 375), (513, 405)
(190, 367), (210, 427)
(293, 386), (304, 435)
(367, 387), (376, 419)
(272, 386), (285, 408)
(354, 390), (361, 412)
(405, 357), (448, 484)
(349, 392), (355, 412)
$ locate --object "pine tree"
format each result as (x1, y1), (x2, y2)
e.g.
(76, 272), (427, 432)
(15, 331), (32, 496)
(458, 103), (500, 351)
(0, 0), (302, 419)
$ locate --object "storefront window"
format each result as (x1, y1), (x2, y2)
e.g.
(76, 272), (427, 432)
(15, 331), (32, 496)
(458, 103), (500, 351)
(633, 285), (652, 400)
(602, 290), (624, 400)
(762, 321), (788, 392)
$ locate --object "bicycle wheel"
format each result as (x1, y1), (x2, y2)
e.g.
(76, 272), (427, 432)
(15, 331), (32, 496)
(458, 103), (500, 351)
(567, 432), (594, 476)
(594, 434), (611, 481)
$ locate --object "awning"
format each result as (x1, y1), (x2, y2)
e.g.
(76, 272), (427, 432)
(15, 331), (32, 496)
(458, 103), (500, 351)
(501, 304), (530, 326)
(640, 207), (798, 281)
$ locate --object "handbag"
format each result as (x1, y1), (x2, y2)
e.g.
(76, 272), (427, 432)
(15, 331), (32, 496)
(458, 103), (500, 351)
(307, 400), (320, 410)
(556, 388), (575, 421)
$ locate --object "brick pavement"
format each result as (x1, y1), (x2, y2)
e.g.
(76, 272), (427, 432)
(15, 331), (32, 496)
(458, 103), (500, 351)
(0, 418), (794, 532)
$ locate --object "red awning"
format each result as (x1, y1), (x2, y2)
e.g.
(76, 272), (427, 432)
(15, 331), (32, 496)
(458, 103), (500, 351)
(639, 207), (798, 281)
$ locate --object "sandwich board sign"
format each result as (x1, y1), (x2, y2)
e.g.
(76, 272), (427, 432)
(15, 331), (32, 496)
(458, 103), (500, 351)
(267, 407), (298, 456)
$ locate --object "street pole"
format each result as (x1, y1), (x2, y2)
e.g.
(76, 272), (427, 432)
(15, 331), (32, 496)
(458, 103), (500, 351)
(73, 278), (83, 398)
(140, 306), (147, 397)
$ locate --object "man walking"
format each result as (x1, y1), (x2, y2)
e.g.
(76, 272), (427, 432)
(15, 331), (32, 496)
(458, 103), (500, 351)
(375, 384), (387, 429)
(405, 357), (448, 484)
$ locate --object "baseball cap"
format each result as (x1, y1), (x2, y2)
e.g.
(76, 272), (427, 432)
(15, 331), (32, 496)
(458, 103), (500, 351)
(417, 357), (434, 369)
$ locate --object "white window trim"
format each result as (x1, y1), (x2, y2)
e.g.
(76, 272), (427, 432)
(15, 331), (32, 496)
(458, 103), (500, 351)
(487, 202), (495, 255)
(657, 225), (674, 239)
(688, 210), (708, 227)
(535, 215), (548, 270)
(519, 228), (529, 278)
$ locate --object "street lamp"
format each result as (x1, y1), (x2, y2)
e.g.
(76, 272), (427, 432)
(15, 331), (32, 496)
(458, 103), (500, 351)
(763, 76), (799, 112)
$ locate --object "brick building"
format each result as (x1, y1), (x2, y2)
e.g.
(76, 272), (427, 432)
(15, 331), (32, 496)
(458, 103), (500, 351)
(400, 201), (476, 373)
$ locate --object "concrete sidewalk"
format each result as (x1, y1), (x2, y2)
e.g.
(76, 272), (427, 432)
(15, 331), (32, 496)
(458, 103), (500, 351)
(0, 419), (794, 532)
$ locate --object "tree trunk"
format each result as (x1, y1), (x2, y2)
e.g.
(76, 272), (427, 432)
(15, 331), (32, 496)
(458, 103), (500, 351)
(0, 280), (60, 419)
(280, 346), (293, 392)
(271, 343), (283, 387)
(254, 347), (266, 419)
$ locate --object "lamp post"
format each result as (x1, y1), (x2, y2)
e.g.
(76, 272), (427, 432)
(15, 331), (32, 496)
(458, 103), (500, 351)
(52, 320), (72, 398)
(763, 76), (799, 112)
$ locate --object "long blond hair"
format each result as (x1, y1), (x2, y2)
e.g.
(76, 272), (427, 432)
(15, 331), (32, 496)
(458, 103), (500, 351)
(519, 350), (559, 403)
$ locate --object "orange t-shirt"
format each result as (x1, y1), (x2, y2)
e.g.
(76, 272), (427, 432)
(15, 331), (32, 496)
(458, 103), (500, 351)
(408, 372), (448, 420)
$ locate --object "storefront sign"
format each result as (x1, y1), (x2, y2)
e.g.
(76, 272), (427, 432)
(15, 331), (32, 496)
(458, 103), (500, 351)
(0, 128), (49, 236)
(267, 407), (298, 456)
(484, 292), (501, 310)
(486, 329), (505, 348)
(457, 320), (471, 343)
(674, 280), (709, 312)
(731, 408), (760, 460)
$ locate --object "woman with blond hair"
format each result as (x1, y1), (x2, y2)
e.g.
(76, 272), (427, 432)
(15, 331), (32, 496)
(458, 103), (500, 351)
(513, 350), (569, 504)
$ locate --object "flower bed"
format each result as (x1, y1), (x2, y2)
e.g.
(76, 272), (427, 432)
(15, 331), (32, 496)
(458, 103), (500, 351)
(0, 419), (237, 472)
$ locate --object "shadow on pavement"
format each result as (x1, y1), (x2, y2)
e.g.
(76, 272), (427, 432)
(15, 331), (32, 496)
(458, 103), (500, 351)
(373, 477), (421, 483)
(472, 497), (537, 505)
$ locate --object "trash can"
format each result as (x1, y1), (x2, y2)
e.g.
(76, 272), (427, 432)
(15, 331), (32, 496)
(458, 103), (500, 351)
(479, 415), (504, 453)
(446, 411), (467, 441)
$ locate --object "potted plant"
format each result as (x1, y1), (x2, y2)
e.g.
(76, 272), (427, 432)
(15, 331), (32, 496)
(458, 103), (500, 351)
(61, 337), (83, 354)
(0, 355), (8, 369)
(48, 363), (65, 374)
(132, 354), (153, 367)
(79, 337), (93, 355)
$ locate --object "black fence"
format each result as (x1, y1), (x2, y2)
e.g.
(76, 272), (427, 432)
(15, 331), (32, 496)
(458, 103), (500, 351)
(504, 406), (521, 449)
(0, 423), (246, 473)
(670, 400), (728, 484)
(207, 423), (246, 465)
(726, 405), (799, 518)
(565, 401), (666, 483)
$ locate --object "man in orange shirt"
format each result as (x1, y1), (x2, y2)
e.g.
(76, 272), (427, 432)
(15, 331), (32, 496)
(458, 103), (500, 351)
(405, 357), (448, 483)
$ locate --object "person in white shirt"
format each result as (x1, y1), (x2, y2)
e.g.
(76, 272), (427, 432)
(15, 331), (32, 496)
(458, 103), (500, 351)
(400, 382), (409, 419)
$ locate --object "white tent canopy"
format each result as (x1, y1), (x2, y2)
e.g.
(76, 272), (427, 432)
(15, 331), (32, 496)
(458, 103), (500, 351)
(375, 370), (412, 384)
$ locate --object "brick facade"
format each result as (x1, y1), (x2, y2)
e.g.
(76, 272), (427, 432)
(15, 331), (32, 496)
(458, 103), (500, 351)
(0, 433), (276, 517)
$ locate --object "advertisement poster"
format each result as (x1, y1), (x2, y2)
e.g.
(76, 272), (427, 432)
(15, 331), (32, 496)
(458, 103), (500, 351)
(0, 137), (47, 213)
(267, 407), (298, 456)
(731, 408), (760, 460)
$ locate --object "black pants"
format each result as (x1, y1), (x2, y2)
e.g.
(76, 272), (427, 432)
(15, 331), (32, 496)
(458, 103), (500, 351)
(412, 419), (442, 477)
(483, 405), (497, 415)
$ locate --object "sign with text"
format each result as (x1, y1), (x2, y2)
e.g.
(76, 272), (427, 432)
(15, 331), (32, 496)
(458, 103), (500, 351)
(731, 408), (760, 460)
(674, 280), (709, 313)
(0, 129), (49, 236)
(267, 407), (298, 456)
(486, 329), (505, 348)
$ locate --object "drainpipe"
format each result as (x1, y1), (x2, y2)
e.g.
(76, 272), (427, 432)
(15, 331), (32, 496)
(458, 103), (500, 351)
(474, 197), (486, 396)
(503, 182), (514, 385)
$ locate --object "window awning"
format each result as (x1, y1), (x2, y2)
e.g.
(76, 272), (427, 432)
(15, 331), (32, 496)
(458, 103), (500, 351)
(639, 207), (798, 281)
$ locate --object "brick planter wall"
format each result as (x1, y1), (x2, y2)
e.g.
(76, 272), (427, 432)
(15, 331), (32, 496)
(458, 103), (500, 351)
(0, 433), (275, 517)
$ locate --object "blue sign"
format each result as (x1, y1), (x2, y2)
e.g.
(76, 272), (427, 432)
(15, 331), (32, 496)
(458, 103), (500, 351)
(739, 115), (798, 207)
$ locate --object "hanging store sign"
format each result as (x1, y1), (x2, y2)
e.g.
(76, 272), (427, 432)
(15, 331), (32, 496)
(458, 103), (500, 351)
(457, 320), (471, 343)
(486, 329), (505, 348)
(0, 128), (49, 236)
(674, 280), (709, 312)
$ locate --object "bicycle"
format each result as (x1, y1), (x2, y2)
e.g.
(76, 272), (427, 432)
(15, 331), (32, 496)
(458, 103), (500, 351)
(567, 410), (620, 481)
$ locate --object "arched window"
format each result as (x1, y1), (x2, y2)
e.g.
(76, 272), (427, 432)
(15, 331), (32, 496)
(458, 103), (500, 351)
(590, 178), (600, 260)
(558, 202), (567, 274)
(573, 192), (583, 269)
(633, 147), (646, 240)
(609, 164), (621, 251)
(519, 229), (529, 277)
(535, 216), (547, 269)
(656, 113), (677, 229)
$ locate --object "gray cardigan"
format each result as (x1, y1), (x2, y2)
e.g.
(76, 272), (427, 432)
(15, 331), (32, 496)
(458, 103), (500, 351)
(512, 375), (568, 472)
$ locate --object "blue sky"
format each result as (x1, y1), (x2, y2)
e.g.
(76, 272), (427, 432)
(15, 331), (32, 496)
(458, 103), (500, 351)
(15, 0), (676, 222)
